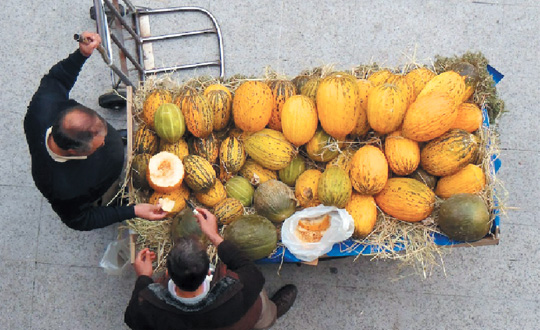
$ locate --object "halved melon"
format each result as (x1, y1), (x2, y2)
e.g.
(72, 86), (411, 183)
(146, 151), (185, 193)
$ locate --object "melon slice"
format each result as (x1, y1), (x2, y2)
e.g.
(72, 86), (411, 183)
(148, 185), (190, 215)
(158, 198), (176, 212)
(146, 152), (184, 192)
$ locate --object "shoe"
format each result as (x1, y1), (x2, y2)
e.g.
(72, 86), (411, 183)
(270, 284), (298, 318)
(117, 129), (128, 146)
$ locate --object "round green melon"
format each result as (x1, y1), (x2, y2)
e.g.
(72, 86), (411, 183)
(223, 214), (277, 260)
(154, 103), (185, 143)
(278, 155), (306, 186)
(438, 193), (490, 242)
(171, 209), (204, 243)
(254, 180), (296, 223)
(131, 153), (152, 190)
(225, 176), (254, 207)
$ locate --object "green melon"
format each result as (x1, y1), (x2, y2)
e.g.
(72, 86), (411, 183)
(438, 193), (491, 242)
(171, 209), (204, 243)
(154, 103), (185, 143)
(225, 176), (255, 207)
(253, 180), (296, 223)
(278, 155), (306, 186)
(318, 166), (352, 208)
(223, 214), (277, 260)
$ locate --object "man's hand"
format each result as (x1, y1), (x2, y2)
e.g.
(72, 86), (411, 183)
(195, 208), (224, 246)
(78, 31), (102, 57)
(134, 203), (168, 220)
(133, 248), (155, 277)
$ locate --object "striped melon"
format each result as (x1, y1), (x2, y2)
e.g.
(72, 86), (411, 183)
(278, 155), (306, 186)
(374, 178), (435, 222)
(405, 67), (436, 100)
(134, 124), (159, 155)
(417, 71), (466, 103)
(325, 147), (355, 173)
(204, 84), (232, 131)
(420, 129), (479, 176)
(305, 128), (340, 162)
(149, 184), (190, 215)
(182, 155), (216, 192)
(159, 139), (189, 161)
(367, 83), (408, 134)
(385, 74), (414, 106)
(300, 77), (321, 102)
(367, 70), (393, 87)
(291, 74), (312, 93)
(450, 102), (483, 133)
(435, 164), (486, 198)
(316, 73), (360, 140)
(318, 167), (352, 208)
(402, 91), (458, 142)
(219, 136), (246, 173)
(131, 153), (152, 190)
(192, 133), (220, 164)
(175, 89), (213, 138)
(244, 129), (297, 170)
(350, 79), (372, 137)
(232, 81), (274, 132)
(384, 130), (420, 176)
(154, 103), (185, 143)
(213, 197), (244, 225)
(346, 193), (378, 239)
(194, 180), (227, 207)
(142, 89), (172, 128)
(267, 79), (297, 131)
(295, 169), (322, 208)
(225, 176), (255, 207)
(349, 145), (388, 195)
(281, 95), (318, 147)
(239, 159), (278, 186)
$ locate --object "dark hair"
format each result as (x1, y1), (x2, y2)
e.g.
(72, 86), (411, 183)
(167, 237), (210, 292)
(51, 105), (107, 152)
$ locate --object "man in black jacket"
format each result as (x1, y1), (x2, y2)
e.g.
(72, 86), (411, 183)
(125, 208), (298, 330)
(24, 31), (167, 231)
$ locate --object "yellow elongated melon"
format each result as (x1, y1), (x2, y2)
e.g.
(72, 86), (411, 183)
(374, 178), (435, 222)
(435, 164), (486, 198)
(281, 95), (318, 146)
(349, 145), (388, 195)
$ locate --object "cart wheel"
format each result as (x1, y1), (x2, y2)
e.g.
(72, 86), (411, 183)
(90, 4), (126, 21)
(99, 92), (126, 110)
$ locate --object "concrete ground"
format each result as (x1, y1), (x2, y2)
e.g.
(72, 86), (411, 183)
(1, 0), (537, 329)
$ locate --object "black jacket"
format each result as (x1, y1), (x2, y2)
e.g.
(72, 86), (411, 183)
(124, 240), (265, 330)
(24, 49), (135, 230)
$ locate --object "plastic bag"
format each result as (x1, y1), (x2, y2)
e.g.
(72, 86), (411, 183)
(99, 237), (131, 275)
(281, 205), (354, 262)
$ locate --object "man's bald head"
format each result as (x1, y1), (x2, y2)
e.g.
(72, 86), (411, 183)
(52, 105), (107, 153)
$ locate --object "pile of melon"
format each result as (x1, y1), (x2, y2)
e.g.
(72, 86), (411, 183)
(129, 60), (499, 261)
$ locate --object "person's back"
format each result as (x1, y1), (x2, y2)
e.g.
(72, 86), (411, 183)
(125, 208), (298, 330)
